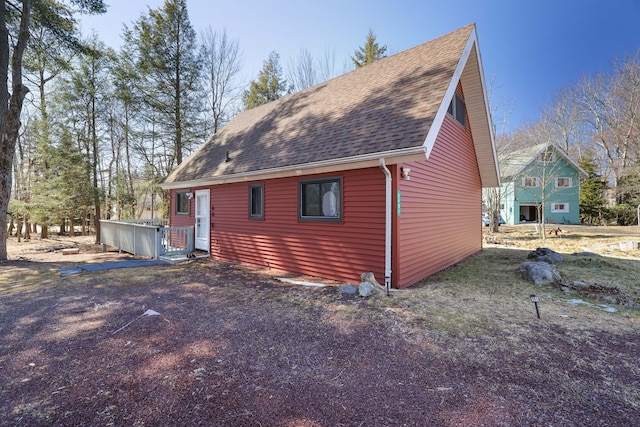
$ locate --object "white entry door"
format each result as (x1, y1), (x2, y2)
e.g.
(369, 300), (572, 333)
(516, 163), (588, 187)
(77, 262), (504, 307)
(194, 189), (210, 251)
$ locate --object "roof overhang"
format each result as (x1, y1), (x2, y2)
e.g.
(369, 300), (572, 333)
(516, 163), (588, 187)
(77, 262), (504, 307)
(422, 26), (500, 188)
(159, 146), (427, 190)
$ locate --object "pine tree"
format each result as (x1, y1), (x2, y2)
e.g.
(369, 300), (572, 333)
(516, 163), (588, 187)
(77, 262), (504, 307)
(127, 0), (203, 171)
(352, 29), (387, 68)
(32, 127), (93, 234)
(579, 156), (609, 224)
(0, 0), (107, 261)
(243, 51), (288, 110)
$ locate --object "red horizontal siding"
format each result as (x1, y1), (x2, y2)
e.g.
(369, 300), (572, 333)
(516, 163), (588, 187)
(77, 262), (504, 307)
(205, 169), (386, 285)
(395, 112), (482, 288)
(169, 189), (195, 228)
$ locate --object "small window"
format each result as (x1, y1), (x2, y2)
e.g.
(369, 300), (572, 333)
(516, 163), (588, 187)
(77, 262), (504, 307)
(176, 191), (190, 215)
(447, 92), (466, 127)
(522, 177), (539, 187)
(538, 151), (555, 162)
(249, 183), (264, 220)
(551, 203), (569, 213)
(299, 177), (342, 222)
(555, 177), (572, 188)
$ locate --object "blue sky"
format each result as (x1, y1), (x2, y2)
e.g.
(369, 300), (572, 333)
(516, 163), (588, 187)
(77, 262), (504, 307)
(80, 0), (640, 132)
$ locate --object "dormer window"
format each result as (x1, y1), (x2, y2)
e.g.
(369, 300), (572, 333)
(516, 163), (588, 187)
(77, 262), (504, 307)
(447, 92), (466, 128)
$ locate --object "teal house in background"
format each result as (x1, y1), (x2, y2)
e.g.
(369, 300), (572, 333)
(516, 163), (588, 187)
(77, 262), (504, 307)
(499, 143), (587, 225)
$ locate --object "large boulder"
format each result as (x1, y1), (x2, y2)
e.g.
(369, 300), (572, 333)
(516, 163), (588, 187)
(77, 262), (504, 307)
(520, 261), (562, 286)
(527, 247), (564, 263)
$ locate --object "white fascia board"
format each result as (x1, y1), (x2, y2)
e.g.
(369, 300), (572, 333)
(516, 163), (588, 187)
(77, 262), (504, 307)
(472, 28), (500, 185)
(421, 28), (476, 158)
(159, 146), (427, 190)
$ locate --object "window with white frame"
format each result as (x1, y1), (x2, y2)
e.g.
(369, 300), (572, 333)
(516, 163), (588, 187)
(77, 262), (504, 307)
(447, 92), (466, 127)
(555, 177), (572, 188)
(248, 183), (264, 220)
(299, 176), (342, 222)
(522, 177), (539, 187)
(551, 203), (569, 213)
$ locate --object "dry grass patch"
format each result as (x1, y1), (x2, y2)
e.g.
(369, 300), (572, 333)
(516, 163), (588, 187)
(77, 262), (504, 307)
(2, 227), (639, 425)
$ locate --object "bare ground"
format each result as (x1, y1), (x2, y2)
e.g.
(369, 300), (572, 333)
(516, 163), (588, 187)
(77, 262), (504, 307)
(1, 229), (639, 426)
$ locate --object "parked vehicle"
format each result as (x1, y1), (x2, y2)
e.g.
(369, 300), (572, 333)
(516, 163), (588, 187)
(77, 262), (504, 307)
(483, 213), (504, 226)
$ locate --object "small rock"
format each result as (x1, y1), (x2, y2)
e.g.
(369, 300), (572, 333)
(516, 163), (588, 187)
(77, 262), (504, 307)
(359, 281), (375, 297)
(570, 281), (590, 290)
(339, 284), (358, 295)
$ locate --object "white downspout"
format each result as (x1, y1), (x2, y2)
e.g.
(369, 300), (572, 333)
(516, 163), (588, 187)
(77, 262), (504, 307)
(379, 158), (392, 296)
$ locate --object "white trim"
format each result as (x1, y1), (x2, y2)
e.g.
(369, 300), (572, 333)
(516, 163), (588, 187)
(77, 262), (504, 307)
(194, 189), (210, 251)
(472, 28), (499, 185)
(555, 177), (572, 188)
(160, 146), (426, 190)
(422, 29), (476, 158)
(522, 176), (540, 187)
(551, 202), (569, 213)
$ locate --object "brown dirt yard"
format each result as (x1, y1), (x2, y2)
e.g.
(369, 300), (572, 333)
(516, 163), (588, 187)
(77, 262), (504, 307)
(1, 225), (639, 426)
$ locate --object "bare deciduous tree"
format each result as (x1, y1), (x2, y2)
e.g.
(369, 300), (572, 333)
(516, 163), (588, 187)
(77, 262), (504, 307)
(286, 48), (319, 93)
(573, 52), (640, 195)
(200, 27), (242, 134)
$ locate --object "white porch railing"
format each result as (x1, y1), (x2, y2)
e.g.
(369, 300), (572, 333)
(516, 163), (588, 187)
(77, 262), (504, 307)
(159, 226), (194, 256)
(100, 219), (193, 259)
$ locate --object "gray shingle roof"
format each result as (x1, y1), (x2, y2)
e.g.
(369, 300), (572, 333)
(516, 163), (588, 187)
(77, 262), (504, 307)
(500, 143), (588, 179)
(499, 143), (548, 179)
(162, 24), (489, 187)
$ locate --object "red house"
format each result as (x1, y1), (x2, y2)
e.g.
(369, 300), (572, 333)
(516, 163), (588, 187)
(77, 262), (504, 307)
(159, 24), (499, 289)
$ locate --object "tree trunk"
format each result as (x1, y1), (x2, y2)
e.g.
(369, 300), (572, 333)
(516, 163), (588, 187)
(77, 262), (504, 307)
(0, 0), (31, 261)
(16, 217), (22, 242)
(40, 223), (48, 239)
(82, 209), (88, 235)
(538, 205), (547, 240)
(69, 216), (75, 237)
(125, 106), (135, 219)
(24, 216), (30, 240)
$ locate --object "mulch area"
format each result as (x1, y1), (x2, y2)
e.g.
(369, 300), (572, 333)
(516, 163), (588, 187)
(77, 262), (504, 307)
(1, 252), (639, 425)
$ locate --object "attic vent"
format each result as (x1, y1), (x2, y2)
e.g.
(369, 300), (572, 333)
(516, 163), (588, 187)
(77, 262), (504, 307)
(225, 150), (231, 162)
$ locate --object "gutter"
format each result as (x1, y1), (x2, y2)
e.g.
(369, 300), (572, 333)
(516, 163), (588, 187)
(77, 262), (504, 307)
(159, 146), (427, 190)
(378, 158), (392, 296)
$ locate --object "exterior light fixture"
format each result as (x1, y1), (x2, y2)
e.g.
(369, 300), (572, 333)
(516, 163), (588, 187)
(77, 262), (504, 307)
(400, 167), (411, 180)
(530, 294), (541, 319)
(186, 192), (194, 200)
